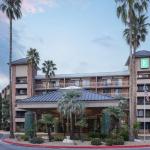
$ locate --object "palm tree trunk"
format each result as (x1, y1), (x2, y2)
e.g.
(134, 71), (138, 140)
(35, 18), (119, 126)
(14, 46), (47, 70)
(128, 16), (134, 141)
(9, 17), (14, 138)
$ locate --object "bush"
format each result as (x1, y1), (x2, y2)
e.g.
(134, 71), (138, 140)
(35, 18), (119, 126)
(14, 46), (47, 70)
(105, 136), (124, 145)
(20, 134), (29, 141)
(91, 138), (102, 145)
(30, 137), (44, 144)
(105, 138), (113, 146)
(119, 127), (129, 141)
(88, 132), (100, 138)
(82, 135), (91, 141)
(115, 137), (124, 145)
(54, 135), (64, 141)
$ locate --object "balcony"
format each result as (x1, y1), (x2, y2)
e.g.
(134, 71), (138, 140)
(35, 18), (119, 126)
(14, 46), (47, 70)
(102, 93), (129, 98)
(35, 81), (129, 90)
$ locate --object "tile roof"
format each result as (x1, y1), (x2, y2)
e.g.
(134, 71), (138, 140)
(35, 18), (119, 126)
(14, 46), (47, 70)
(16, 89), (116, 104)
(11, 58), (28, 65)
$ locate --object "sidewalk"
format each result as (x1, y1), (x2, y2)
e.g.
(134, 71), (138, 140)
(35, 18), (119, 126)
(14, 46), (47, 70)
(2, 138), (150, 149)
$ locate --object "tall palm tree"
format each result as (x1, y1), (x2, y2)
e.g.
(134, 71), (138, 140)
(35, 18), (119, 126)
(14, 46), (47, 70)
(115, 0), (149, 140)
(27, 48), (40, 96)
(0, 0), (22, 138)
(123, 14), (150, 51)
(58, 90), (85, 137)
(124, 15), (149, 116)
(42, 60), (57, 93)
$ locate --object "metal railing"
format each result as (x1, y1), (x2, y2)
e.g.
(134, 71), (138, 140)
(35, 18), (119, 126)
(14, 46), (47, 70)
(35, 81), (129, 90)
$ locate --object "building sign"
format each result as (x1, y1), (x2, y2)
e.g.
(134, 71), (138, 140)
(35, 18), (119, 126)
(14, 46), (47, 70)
(141, 58), (150, 69)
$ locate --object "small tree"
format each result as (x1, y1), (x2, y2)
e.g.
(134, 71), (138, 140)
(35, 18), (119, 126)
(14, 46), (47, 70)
(2, 96), (10, 131)
(133, 122), (140, 139)
(75, 118), (87, 142)
(39, 114), (54, 141)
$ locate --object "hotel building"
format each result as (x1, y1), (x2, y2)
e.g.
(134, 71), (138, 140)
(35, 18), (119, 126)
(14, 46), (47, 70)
(1, 50), (150, 132)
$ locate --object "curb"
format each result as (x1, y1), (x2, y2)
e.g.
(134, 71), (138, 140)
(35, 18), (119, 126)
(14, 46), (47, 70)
(2, 139), (150, 149)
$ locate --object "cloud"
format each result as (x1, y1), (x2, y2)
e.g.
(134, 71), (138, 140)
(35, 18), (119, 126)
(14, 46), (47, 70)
(0, 73), (8, 90)
(22, 0), (57, 14)
(92, 35), (115, 47)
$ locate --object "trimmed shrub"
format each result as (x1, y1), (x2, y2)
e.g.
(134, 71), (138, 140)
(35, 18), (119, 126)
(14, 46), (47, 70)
(91, 138), (102, 145)
(54, 135), (64, 141)
(30, 137), (44, 144)
(20, 134), (29, 141)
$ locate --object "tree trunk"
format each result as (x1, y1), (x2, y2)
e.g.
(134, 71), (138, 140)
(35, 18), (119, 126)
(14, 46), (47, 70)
(47, 125), (51, 141)
(66, 115), (69, 135)
(9, 18), (14, 138)
(128, 15), (135, 141)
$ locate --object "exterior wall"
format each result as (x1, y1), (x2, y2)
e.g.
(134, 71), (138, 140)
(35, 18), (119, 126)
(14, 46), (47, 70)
(135, 57), (150, 131)
(16, 65), (28, 77)
(11, 63), (36, 131)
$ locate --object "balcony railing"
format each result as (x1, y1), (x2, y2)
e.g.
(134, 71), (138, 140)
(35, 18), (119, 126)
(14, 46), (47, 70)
(35, 81), (129, 90)
(102, 93), (129, 98)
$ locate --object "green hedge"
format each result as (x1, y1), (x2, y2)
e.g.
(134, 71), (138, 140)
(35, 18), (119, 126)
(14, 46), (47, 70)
(91, 138), (102, 145)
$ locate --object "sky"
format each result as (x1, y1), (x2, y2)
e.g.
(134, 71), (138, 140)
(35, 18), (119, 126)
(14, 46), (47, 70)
(0, 0), (150, 91)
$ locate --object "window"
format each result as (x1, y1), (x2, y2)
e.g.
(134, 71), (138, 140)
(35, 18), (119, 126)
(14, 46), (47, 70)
(141, 58), (150, 69)
(137, 109), (144, 117)
(138, 74), (150, 79)
(114, 89), (122, 95)
(16, 111), (25, 118)
(103, 89), (111, 94)
(103, 79), (111, 86)
(137, 84), (150, 92)
(16, 77), (27, 84)
(137, 97), (150, 105)
(146, 110), (150, 117)
(140, 122), (150, 129)
(114, 79), (122, 86)
(16, 89), (27, 95)
(82, 79), (90, 86)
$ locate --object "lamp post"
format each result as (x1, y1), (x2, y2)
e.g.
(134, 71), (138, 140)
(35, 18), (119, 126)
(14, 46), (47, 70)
(143, 84), (148, 141)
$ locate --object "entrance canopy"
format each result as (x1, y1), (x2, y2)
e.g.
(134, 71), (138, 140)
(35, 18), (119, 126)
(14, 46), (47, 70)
(16, 89), (119, 109)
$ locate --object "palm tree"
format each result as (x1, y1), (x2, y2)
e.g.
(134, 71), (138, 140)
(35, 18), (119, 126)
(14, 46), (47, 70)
(58, 90), (85, 138)
(123, 15), (150, 50)
(0, 0), (22, 138)
(75, 118), (87, 142)
(124, 15), (149, 118)
(115, 0), (149, 140)
(39, 114), (54, 141)
(27, 48), (40, 69)
(42, 60), (57, 93)
(104, 106), (124, 131)
(27, 48), (40, 96)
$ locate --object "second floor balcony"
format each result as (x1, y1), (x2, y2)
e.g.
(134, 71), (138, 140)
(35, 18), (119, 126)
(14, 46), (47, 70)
(35, 81), (129, 90)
